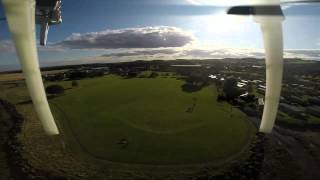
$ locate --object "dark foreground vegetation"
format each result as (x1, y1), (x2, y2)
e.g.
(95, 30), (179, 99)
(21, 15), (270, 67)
(0, 99), (67, 180)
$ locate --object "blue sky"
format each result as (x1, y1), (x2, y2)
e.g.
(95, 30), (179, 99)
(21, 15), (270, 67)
(0, 0), (319, 69)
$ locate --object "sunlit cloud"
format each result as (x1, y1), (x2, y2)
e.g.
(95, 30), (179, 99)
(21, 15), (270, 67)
(284, 49), (320, 59)
(185, 0), (292, 6)
(102, 49), (179, 57)
(185, 0), (314, 6)
(185, 0), (202, 5)
(57, 26), (195, 49)
(192, 12), (249, 34)
(95, 45), (320, 61)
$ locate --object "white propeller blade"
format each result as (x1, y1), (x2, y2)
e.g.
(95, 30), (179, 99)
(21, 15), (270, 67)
(254, 0), (284, 133)
(2, 0), (59, 135)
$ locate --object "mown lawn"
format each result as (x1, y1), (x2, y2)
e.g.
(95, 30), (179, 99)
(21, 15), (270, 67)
(49, 75), (255, 165)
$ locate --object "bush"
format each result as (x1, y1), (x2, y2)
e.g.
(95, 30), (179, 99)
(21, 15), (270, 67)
(45, 85), (64, 95)
(217, 94), (226, 102)
(72, 80), (79, 87)
(127, 71), (138, 78)
(149, 72), (159, 78)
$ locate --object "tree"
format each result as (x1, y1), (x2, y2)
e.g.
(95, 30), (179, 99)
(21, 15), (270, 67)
(215, 80), (223, 93)
(247, 82), (254, 95)
(182, 74), (207, 93)
(149, 72), (159, 78)
(223, 78), (240, 101)
(217, 94), (226, 102)
(45, 85), (64, 95)
(127, 71), (138, 78)
(71, 80), (79, 87)
(186, 74), (203, 85)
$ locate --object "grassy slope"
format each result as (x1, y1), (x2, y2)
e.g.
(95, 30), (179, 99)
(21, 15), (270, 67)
(51, 75), (255, 165)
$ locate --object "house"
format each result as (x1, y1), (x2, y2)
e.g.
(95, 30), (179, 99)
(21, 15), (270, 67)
(251, 80), (263, 84)
(307, 106), (320, 117)
(258, 84), (266, 89)
(279, 103), (307, 119)
(257, 88), (265, 94)
(308, 97), (320, 106)
(242, 106), (259, 117)
(43, 73), (66, 81)
(239, 93), (256, 103)
(252, 65), (263, 69)
(237, 82), (246, 88)
(208, 74), (217, 79)
(287, 96), (308, 106)
(258, 98), (264, 106)
(92, 67), (110, 74)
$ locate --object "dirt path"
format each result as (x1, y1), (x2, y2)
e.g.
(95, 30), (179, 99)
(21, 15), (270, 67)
(275, 128), (320, 180)
(261, 126), (320, 180)
(248, 117), (320, 180)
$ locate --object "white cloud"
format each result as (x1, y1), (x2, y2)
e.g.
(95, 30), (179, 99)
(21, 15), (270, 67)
(57, 26), (195, 49)
(284, 49), (320, 60)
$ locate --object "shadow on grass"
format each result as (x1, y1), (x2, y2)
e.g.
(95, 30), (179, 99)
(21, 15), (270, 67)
(16, 100), (32, 105)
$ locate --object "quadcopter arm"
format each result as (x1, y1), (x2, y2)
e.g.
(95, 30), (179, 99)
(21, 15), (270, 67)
(2, 0), (59, 135)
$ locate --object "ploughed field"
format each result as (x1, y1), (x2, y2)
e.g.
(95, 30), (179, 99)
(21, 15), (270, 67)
(50, 75), (255, 165)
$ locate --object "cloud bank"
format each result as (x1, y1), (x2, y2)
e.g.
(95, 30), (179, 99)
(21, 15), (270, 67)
(99, 48), (320, 61)
(57, 26), (195, 49)
(1, 25), (319, 66)
(102, 49), (179, 57)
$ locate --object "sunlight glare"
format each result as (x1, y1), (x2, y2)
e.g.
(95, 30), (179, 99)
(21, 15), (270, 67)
(198, 12), (247, 34)
(186, 0), (251, 6)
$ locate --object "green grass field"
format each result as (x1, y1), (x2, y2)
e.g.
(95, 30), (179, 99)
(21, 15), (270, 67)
(50, 75), (255, 165)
